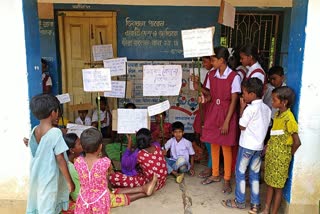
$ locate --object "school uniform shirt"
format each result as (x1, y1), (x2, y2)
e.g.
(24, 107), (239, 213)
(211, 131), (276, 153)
(75, 116), (92, 126)
(246, 62), (265, 83)
(42, 73), (52, 87)
(92, 110), (110, 128)
(239, 99), (271, 150)
(236, 65), (248, 82)
(164, 137), (195, 169)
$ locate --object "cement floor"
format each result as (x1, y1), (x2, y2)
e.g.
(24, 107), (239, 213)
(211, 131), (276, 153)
(112, 163), (286, 214)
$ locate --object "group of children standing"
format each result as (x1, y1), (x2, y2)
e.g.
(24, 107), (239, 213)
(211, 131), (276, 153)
(191, 44), (301, 214)
(26, 43), (301, 214)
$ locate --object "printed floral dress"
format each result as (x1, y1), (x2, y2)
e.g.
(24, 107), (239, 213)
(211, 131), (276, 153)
(74, 156), (111, 214)
(264, 109), (298, 188)
(109, 145), (167, 190)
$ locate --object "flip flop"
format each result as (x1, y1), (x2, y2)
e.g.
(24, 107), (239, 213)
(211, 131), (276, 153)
(201, 176), (221, 185)
(221, 199), (246, 209)
(176, 173), (185, 184)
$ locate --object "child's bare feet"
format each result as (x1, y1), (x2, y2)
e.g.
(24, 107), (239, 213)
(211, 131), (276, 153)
(260, 207), (270, 214)
(145, 173), (158, 196)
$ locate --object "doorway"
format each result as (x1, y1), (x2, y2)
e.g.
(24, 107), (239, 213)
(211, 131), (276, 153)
(57, 11), (117, 120)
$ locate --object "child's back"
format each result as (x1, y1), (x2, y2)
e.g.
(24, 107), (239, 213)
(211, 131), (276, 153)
(27, 93), (73, 214)
(74, 127), (111, 213)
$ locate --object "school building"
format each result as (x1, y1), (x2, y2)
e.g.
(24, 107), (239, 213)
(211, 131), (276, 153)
(0, 0), (319, 213)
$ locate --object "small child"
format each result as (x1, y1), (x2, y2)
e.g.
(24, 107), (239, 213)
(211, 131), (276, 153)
(26, 93), (74, 214)
(74, 127), (112, 213)
(151, 111), (172, 146)
(164, 121), (195, 183)
(262, 86), (301, 214)
(75, 109), (91, 126)
(91, 96), (112, 138)
(222, 78), (271, 214)
(263, 65), (286, 117)
(41, 58), (52, 94)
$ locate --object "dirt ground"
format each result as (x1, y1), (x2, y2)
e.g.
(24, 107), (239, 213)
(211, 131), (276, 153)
(111, 163), (286, 214)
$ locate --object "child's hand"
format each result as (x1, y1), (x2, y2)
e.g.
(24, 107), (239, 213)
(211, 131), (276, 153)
(189, 168), (195, 176)
(240, 97), (247, 109)
(68, 181), (75, 193)
(23, 137), (29, 147)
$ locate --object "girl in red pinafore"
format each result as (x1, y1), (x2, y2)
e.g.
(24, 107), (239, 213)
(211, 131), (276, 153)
(200, 46), (241, 194)
(109, 128), (167, 191)
(192, 56), (214, 178)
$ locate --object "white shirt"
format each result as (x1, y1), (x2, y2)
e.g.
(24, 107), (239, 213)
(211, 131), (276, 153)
(42, 73), (52, 86)
(236, 65), (248, 82)
(75, 116), (92, 126)
(239, 99), (271, 150)
(92, 110), (110, 128)
(164, 137), (195, 165)
(246, 62), (265, 83)
(206, 66), (241, 93)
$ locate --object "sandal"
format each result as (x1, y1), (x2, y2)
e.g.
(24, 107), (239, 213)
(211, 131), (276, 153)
(221, 181), (232, 194)
(201, 176), (221, 185)
(176, 173), (185, 184)
(198, 168), (212, 178)
(248, 203), (261, 214)
(221, 198), (246, 209)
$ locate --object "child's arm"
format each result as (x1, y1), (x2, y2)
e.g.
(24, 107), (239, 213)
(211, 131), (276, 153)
(291, 133), (301, 155)
(189, 155), (195, 176)
(221, 93), (239, 134)
(56, 154), (75, 192)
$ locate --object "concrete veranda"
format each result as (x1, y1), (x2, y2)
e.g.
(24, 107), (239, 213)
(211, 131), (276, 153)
(112, 163), (286, 214)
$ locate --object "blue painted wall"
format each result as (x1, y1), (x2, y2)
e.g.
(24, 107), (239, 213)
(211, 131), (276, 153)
(22, 0), (42, 127)
(283, 0), (309, 202)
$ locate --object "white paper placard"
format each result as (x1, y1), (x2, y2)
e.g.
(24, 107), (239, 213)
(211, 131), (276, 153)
(66, 123), (93, 138)
(103, 57), (127, 76)
(56, 93), (70, 104)
(143, 65), (182, 96)
(92, 44), (114, 61)
(181, 27), (215, 58)
(82, 68), (112, 92)
(147, 100), (170, 116)
(189, 68), (209, 90)
(104, 81), (126, 98)
(117, 109), (148, 134)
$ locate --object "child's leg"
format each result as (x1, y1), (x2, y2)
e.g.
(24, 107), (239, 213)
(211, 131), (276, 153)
(235, 146), (251, 204)
(271, 188), (283, 214)
(211, 144), (221, 178)
(175, 157), (189, 173)
(205, 142), (212, 168)
(248, 151), (264, 214)
(248, 150), (262, 207)
(262, 185), (274, 214)
(221, 145), (232, 193)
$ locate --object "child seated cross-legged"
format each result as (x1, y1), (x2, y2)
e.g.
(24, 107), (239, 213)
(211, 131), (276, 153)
(163, 121), (195, 183)
(222, 78), (271, 214)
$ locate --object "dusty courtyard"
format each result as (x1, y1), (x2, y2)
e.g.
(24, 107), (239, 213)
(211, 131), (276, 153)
(112, 163), (286, 214)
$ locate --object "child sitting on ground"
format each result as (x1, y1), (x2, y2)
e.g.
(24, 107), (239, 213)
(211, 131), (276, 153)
(75, 109), (91, 126)
(163, 121), (195, 183)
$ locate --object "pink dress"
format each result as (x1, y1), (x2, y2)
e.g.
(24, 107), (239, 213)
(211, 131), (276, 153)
(74, 156), (111, 214)
(109, 145), (167, 190)
(200, 70), (239, 146)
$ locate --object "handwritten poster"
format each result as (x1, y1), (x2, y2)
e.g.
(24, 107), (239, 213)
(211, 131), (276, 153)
(66, 123), (93, 137)
(82, 68), (112, 92)
(56, 93), (70, 104)
(189, 68), (209, 90)
(143, 65), (182, 96)
(147, 100), (170, 116)
(117, 109), (148, 134)
(103, 57), (127, 76)
(181, 27), (215, 58)
(104, 81), (126, 98)
(92, 44), (114, 61)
